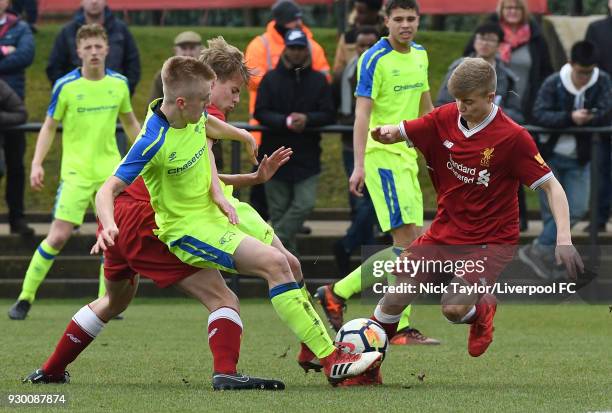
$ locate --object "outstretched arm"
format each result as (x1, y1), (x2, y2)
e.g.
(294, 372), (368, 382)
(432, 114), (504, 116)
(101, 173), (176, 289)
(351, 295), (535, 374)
(539, 177), (584, 278)
(206, 115), (258, 165)
(219, 146), (292, 189)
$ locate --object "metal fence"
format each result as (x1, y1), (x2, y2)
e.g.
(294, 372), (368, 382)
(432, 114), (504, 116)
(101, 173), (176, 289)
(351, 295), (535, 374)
(4, 122), (611, 245)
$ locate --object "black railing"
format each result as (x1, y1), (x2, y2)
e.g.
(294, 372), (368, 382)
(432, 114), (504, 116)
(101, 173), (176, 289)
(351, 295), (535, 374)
(5, 122), (611, 246)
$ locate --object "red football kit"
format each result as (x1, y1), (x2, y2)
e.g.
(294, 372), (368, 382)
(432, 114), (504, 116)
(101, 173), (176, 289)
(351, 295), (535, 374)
(102, 105), (226, 287)
(398, 104), (553, 284)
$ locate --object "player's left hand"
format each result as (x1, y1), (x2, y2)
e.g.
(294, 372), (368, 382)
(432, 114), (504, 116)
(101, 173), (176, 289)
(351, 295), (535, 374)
(212, 191), (239, 225)
(256, 146), (293, 184)
(240, 129), (258, 165)
(91, 223), (119, 254)
(555, 244), (584, 279)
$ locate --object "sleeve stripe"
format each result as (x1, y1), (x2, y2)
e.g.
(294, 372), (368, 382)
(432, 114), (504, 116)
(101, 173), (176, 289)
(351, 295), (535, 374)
(113, 115), (167, 184)
(530, 171), (554, 190)
(47, 71), (80, 117)
(398, 121), (414, 147)
(142, 127), (166, 157)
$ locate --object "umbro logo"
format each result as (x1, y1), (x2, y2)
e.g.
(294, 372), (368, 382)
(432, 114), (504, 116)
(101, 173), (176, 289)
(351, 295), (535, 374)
(391, 69), (401, 76)
(208, 328), (218, 339)
(67, 333), (81, 343)
(168, 152), (176, 162)
(443, 140), (454, 149)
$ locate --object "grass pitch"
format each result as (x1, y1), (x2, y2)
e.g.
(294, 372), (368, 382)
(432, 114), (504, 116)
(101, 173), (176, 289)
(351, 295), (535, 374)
(1, 298), (610, 412)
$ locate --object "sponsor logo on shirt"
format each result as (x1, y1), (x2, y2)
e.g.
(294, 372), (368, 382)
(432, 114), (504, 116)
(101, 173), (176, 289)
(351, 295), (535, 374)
(167, 146), (206, 175)
(393, 82), (424, 92)
(480, 147), (495, 167)
(477, 169), (491, 187)
(447, 155), (477, 184)
(76, 104), (119, 113)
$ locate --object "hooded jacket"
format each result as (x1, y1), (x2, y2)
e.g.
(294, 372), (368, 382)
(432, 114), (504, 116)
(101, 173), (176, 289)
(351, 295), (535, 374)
(436, 55), (524, 124)
(45, 7), (140, 94)
(254, 51), (335, 182)
(0, 12), (34, 98)
(463, 14), (553, 122)
(532, 64), (612, 165)
(245, 21), (330, 116)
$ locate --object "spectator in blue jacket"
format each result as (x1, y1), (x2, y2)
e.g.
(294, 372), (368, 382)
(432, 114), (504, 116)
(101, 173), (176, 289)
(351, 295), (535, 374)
(519, 41), (612, 280)
(0, 0), (34, 236)
(46, 0), (140, 94)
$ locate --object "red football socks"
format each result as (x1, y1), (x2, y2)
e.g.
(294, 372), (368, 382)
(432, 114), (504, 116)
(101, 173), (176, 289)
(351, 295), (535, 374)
(208, 307), (243, 374)
(42, 306), (105, 378)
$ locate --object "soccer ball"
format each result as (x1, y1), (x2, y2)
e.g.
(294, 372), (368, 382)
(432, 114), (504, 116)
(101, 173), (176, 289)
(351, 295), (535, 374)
(335, 318), (388, 355)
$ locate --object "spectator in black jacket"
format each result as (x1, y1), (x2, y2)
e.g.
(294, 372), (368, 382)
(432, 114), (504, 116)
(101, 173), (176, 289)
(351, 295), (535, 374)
(519, 41), (612, 280)
(46, 0), (140, 94)
(0, 3), (34, 236)
(254, 29), (334, 254)
(584, 4), (612, 232)
(0, 78), (27, 180)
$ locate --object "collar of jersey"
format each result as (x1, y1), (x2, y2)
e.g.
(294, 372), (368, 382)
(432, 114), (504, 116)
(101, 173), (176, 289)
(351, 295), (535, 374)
(151, 99), (170, 126)
(457, 104), (498, 138)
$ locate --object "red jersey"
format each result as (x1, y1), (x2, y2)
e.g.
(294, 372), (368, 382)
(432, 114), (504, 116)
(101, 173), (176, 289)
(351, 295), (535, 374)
(118, 104), (226, 202)
(400, 104), (552, 244)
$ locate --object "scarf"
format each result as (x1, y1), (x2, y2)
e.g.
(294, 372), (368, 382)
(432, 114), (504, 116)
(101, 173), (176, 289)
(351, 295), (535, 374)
(499, 22), (531, 63)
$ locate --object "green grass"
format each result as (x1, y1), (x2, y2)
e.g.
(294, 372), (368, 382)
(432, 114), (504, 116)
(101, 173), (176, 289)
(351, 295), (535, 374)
(1, 298), (610, 412)
(0, 25), (540, 213)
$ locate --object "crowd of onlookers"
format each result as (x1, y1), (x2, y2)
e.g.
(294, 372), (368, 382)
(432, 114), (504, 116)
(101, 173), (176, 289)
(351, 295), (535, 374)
(0, 0), (611, 273)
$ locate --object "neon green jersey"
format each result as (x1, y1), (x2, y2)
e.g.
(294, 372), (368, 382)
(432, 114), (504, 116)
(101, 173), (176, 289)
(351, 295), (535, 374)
(114, 100), (212, 230)
(47, 68), (132, 182)
(356, 38), (429, 155)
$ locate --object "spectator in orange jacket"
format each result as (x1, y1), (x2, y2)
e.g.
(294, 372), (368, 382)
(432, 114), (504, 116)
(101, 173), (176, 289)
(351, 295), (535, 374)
(245, 0), (330, 140)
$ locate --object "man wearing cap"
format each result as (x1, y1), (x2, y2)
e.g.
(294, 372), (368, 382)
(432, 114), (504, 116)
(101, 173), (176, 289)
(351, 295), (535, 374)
(246, 0), (330, 220)
(149, 31), (203, 102)
(254, 28), (334, 255)
(46, 0), (140, 94)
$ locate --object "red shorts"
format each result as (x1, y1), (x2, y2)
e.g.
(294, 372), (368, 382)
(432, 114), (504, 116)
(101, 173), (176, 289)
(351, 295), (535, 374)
(397, 232), (517, 286)
(102, 198), (198, 288)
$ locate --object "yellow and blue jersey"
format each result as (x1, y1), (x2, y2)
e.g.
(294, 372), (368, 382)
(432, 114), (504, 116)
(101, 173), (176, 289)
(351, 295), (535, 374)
(356, 37), (429, 156)
(48, 68), (132, 182)
(114, 100), (212, 231)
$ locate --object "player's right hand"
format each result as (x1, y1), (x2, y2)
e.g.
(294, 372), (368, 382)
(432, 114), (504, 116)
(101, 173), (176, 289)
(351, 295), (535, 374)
(91, 223), (119, 254)
(30, 164), (45, 191)
(349, 166), (365, 197)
